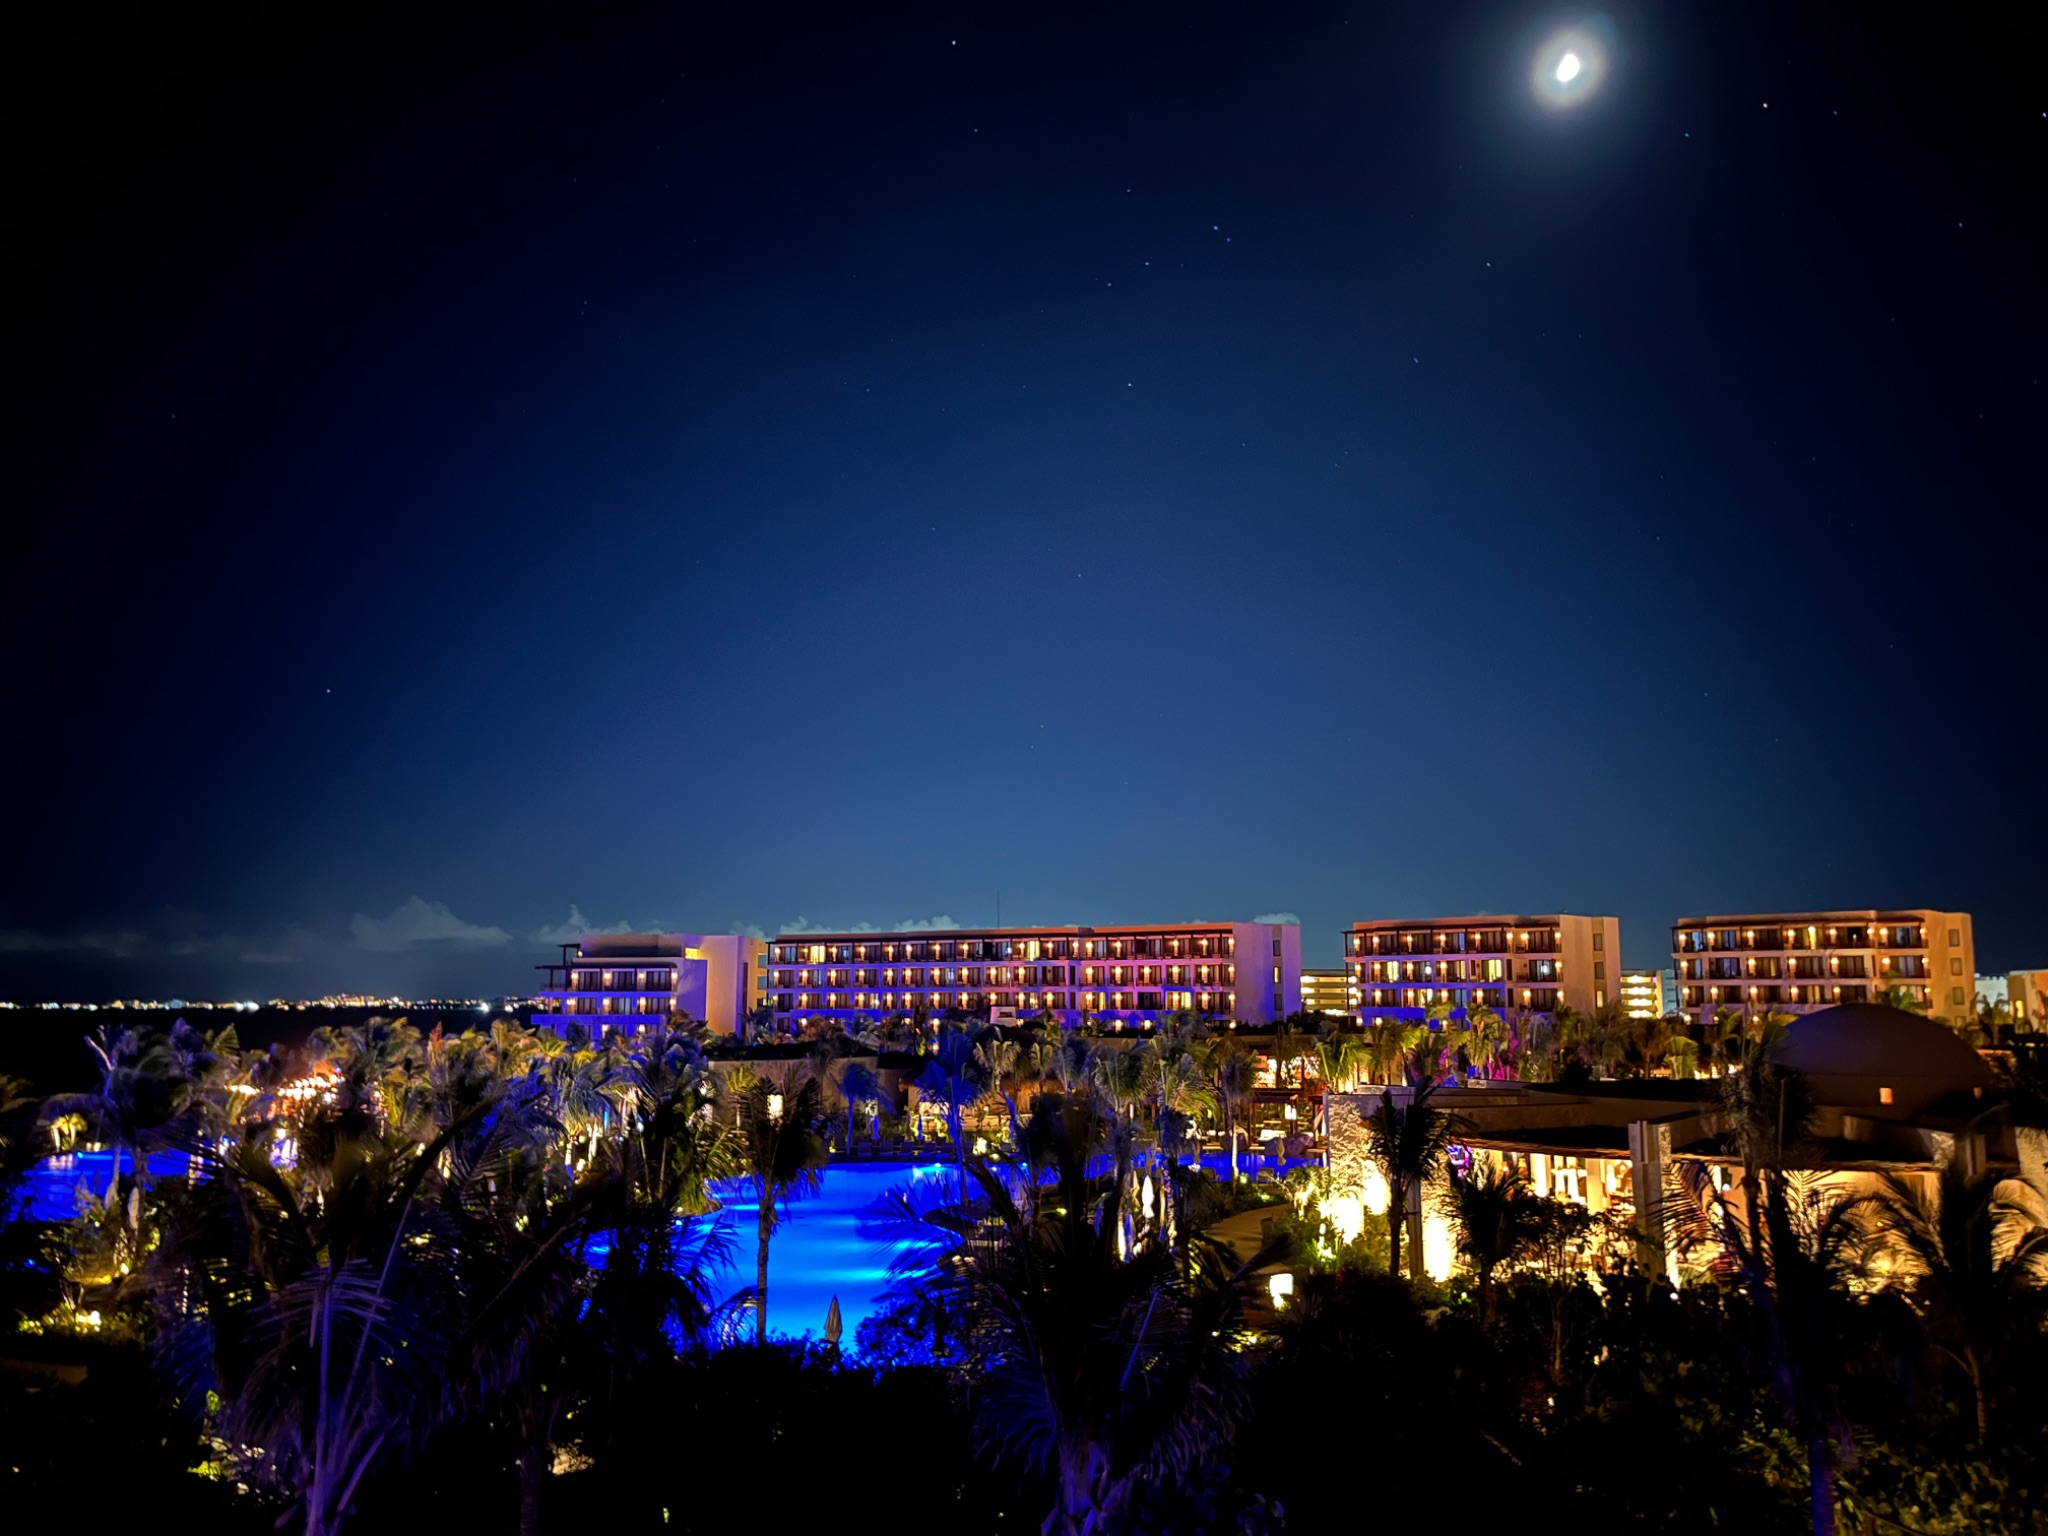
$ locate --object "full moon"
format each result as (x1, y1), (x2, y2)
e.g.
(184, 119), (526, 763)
(1529, 23), (1610, 110)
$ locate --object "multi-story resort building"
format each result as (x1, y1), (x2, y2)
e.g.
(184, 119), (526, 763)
(1669, 909), (1974, 1028)
(533, 932), (766, 1035)
(1619, 969), (1665, 1020)
(2005, 969), (2048, 1028)
(1300, 967), (1355, 1017)
(1343, 914), (1619, 1023)
(764, 920), (1301, 1031)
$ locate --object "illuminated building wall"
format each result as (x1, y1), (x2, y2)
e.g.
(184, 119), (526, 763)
(1300, 967), (1354, 1018)
(1670, 909), (1974, 1028)
(2004, 969), (2048, 1029)
(1343, 913), (1619, 1022)
(534, 932), (766, 1035)
(1620, 968), (1669, 1020)
(765, 920), (1301, 1029)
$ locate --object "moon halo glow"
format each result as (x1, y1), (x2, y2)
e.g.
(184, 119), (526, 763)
(1530, 24), (1609, 110)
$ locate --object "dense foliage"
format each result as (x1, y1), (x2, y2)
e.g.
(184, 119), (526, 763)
(0, 1013), (2043, 1536)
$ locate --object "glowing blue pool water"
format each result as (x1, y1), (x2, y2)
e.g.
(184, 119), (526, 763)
(23, 1150), (193, 1219)
(686, 1155), (1301, 1345)
(23, 1151), (1303, 1352)
(694, 1160), (957, 1346)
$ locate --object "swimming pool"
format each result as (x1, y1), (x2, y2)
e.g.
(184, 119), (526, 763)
(21, 1150), (957, 1347)
(23, 1150), (1301, 1350)
(23, 1150), (192, 1220)
(691, 1160), (955, 1345)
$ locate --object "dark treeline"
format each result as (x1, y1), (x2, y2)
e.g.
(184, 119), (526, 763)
(1, 1013), (2044, 1536)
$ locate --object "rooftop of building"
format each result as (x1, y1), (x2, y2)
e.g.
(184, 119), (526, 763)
(1766, 1002), (1993, 1117)
(770, 919), (1289, 941)
(1521, 1078), (1718, 1105)
(1672, 909), (1961, 926)
(556, 932), (753, 959)
(1346, 913), (1606, 928)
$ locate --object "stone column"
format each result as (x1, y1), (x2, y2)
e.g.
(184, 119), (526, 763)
(1627, 1118), (1674, 1280)
(1326, 1091), (1374, 1198)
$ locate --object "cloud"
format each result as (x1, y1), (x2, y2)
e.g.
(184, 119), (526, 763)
(531, 906), (637, 946)
(236, 928), (321, 965)
(199, 925), (321, 965)
(723, 916), (952, 940)
(350, 898), (512, 953)
(0, 919), (319, 965)
(0, 928), (148, 958)
(1252, 912), (1302, 927)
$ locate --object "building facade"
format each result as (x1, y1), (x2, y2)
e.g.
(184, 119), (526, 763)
(1669, 910), (1974, 1028)
(2009, 969), (2048, 1029)
(1344, 914), (1620, 1023)
(765, 921), (1302, 1030)
(1619, 969), (1666, 1021)
(1300, 967), (1355, 1018)
(534, 932), (766, 1035)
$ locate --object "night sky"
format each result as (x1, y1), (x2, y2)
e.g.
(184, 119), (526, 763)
(4, 1), (2043, 1001)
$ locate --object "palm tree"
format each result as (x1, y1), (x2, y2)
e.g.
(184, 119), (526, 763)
(908, 1094), (1286, 1535)
(1207, 1039), (1258, 1181)
(1446, 1161), (1545, 1324)
(736, 1071), (830, 1345)
(440, 1095), (610, 1536)
(1362, 1084), (1472, 1282)
(1039, 1020), (1094, 1096)
(1270, 1013), (1310, 1090)
(836, 1058), (887, 1153)
(1548, 1004), (1597, 1076)
(1311, 1034), (1364, 1096)
(1581, 1004), (1633, 1078)
(462, 1035), (737, 1536)
(156, 1089), (487, 1536)
(919, 1023), (990, 1196)
(1142, 1049), (1217, 1242)
(1361, 1018), (1425, 1088)
(1460, 1001), (1507, 1081)
(1868, 1160), (2048, 1440)
(1718, 1030), (1815, 1259)
(1512, 1010), (1561, 1082)
(546, 1040), (636, 1169)
(976, 1035), (1038, 1147)
(1710, 1171), (1868, 1536)
(42, 1022), (194, 1220)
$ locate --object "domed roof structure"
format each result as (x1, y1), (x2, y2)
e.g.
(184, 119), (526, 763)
(1766, 1003), (1992, 1118)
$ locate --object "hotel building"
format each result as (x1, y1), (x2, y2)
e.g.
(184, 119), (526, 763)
(1344, 914), (1619, 1022)
(2007, 969), (2048, 1029)
(534, 932), (767, 1035)
(1619, 969), (1667, 1021)
(764, 920), (1301, 1030)
(1300, 967), (1355, 1017)
(1670, 910), (1974, 1028)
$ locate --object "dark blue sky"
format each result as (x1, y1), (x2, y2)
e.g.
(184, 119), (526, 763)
(4, 1), (2043, 998)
